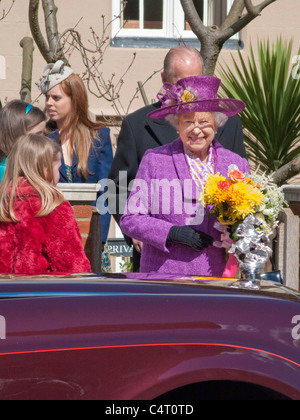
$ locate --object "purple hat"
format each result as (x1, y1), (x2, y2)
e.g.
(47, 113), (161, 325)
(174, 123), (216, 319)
(148, 76), (245, 119)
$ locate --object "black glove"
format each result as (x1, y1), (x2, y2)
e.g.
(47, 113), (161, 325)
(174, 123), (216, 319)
(167, 226), (213, 251)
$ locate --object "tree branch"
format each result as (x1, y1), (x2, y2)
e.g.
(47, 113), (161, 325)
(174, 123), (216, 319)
(220, 0), (277, 41)
(221, 0), (245, 30)
(180, 0), (207, 40)
(29, 0), (66, 63)
(0, 0), (15, 21)
(244, 0), (277, 15)
(271, 156), (300, 186)
(28, 0), (52, 62)
(41, 0), (64, 61)
(179, 0), (278, 75)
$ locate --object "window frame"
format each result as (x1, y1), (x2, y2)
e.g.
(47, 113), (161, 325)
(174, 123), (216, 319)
(111, 0), (239, 44)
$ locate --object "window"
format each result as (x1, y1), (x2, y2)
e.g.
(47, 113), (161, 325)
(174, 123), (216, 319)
(123, 0), (164, 30)
(111, 0), (239, 46)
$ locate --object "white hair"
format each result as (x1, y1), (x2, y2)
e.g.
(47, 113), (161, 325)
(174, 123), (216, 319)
(213, 112), (229, 128)
(165, 112), (228, 130)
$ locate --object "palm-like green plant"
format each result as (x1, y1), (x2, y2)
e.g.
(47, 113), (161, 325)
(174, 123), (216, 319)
(218, 38), (300, 174)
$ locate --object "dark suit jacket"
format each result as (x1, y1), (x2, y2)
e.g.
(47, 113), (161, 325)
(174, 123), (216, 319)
(108, 102), (247, 227)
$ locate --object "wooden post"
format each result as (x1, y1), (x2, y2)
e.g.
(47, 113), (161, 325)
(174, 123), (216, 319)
(275, 208), (299, 291)
(19, 37), (34, 102)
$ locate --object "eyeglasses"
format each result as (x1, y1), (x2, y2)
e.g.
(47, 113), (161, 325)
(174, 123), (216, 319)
(181, 120), (215, 130)
(25, 104), (33, 114)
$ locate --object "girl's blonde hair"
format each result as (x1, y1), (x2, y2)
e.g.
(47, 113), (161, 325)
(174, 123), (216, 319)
(0, 134), (65, 222)
(46, 73), (105, 179)
(0, 100), (46, 161)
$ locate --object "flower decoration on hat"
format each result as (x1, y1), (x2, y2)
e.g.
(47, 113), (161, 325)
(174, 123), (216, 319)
(157, 82), (198, 107)
(148, 76), (246, 120)
(181, 89), (195, 103)
(37, 60), (74, 94)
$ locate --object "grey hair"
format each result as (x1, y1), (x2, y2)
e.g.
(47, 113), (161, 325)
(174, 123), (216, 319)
(165, 112), (228, 130)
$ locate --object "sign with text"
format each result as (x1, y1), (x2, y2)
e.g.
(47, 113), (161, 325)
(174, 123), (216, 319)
(107, 238), (133, 257)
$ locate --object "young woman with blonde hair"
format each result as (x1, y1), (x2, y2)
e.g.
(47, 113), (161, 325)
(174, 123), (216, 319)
(0, 133), (91, 274)
(39, 60), (113, 248)
(0, 100), (47, 182)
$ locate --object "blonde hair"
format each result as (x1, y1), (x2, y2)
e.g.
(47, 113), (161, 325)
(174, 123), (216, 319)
(0, 134), (65, 222)
(0, 100), (46, 161)
(47, 73), (105, 179)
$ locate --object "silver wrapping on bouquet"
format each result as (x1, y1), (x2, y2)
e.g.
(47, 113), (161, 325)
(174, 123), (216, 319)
(229, 215), (273, 289)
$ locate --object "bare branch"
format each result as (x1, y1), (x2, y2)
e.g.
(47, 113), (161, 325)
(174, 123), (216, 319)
(244, 0), (260, 14)
(271, 157), (300, 186)
(54, 8), (151, 118)
(219, 0), (277, 42)
(180, 0), (278, 75)
(29, 1), (167, 118)
(41, 0), (64, 61)
(244, 0), (276, 17)
(29, 0), (66, 63)
(29, 0), (52, 62)
(180, 0), (207, 40)
(244, 0), (277, 15)
(0, 0), (15, 21)
(221, 0), (245, 30)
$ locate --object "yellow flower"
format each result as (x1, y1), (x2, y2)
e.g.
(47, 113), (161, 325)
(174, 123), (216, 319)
(203, 173), (229, 205)
(181, 90), (195, 103)
(202, 171), (266, 226)
(229, 182), (265, 219)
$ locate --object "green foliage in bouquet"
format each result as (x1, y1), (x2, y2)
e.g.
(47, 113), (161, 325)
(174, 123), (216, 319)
(218, 38), (300, 174)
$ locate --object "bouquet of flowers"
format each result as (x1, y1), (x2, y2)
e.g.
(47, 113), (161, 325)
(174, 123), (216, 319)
(202, 165), (285, 239)
(202, 165), (286, 284)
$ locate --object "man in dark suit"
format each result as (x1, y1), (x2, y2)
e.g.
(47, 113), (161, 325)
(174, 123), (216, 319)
(108, 46), (247, 271)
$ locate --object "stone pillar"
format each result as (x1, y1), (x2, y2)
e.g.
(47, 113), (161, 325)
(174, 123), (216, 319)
(57, 183), (101, 273)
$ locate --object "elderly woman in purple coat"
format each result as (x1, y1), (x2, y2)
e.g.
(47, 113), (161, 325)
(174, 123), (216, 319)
(120, 76), (249, 276)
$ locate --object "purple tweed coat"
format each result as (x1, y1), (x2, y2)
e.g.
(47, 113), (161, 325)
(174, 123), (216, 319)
(120, 138), (250, 276)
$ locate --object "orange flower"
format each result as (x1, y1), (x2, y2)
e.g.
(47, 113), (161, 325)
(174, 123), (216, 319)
(218, 180), (231, 191)
(228, 169), (245, 182)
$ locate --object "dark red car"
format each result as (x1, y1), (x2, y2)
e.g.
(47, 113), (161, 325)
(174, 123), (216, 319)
(0, 273), (299, 400)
